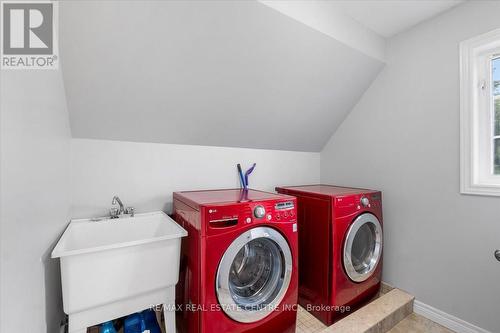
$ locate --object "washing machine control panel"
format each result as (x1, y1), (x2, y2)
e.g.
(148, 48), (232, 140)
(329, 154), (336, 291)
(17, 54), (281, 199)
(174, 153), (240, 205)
(204, 199), (296, 235)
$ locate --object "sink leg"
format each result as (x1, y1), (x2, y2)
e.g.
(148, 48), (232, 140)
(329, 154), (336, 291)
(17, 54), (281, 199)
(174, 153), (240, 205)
(163, 303), (176, 333)
(68, 326), (86, 333)
(68, 315), (87, 333)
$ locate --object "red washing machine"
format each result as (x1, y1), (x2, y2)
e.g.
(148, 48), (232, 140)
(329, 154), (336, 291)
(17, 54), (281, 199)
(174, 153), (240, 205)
(275, 185), (383, 326)
(173, 189), (299, 333)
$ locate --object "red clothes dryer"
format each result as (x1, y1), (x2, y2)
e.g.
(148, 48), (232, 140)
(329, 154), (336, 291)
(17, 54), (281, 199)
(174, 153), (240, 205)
(173, 189), (299, 333)
(275, 185), (383, 326)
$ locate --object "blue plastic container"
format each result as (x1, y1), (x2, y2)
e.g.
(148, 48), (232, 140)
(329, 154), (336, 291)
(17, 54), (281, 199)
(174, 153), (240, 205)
(124, 313), (143, 333)
(100, 321), (116, 333)
(141, 309), (162, 333)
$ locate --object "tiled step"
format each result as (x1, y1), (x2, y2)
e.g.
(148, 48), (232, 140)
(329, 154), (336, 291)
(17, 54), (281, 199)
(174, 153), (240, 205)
(320, 289), (414, 333)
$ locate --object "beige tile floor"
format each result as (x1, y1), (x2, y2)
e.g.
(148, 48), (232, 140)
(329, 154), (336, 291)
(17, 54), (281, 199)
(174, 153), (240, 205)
(296, 307), (455, 333)
(296, 306), (327, 333)
(387, 313), (454, 333)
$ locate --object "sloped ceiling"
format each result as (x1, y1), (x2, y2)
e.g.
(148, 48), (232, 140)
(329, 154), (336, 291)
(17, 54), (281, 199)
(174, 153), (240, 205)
(334, 0), (464, 38)
(60, 0), (384, 152)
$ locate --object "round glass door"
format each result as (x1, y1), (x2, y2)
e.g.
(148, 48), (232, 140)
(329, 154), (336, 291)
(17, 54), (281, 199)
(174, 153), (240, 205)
(343, 213), (382, 283)
(216, 227), (292, 323)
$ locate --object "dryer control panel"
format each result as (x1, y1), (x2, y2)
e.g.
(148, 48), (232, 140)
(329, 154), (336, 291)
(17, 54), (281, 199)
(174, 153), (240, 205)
(334, 192), (382, 217)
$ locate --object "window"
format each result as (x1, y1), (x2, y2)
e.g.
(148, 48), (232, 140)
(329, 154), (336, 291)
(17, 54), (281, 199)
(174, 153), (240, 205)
(460, 28), (500, 196)
(494, 57), (500, 175)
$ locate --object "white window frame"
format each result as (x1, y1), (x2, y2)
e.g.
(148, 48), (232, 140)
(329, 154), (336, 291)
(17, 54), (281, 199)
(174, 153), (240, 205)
(460, 28), (500, 196)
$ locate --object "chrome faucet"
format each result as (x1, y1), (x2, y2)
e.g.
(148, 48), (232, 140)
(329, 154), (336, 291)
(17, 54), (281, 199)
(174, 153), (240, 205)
(110, 196), (135, 219)
(112, 196), (125, 215)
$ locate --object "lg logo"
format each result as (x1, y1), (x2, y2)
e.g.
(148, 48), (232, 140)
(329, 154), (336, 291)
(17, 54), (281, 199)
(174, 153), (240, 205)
(1, 1), (57, 69)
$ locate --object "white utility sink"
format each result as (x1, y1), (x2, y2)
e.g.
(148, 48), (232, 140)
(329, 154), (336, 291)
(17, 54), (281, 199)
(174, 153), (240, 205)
(52, 211), (187, 333)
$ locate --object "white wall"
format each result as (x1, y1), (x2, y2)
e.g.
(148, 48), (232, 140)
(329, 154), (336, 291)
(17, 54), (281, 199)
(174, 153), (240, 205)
(321, 1), (500, 332)
(71, 139), (320, 218)
(0, 70), (71, 332)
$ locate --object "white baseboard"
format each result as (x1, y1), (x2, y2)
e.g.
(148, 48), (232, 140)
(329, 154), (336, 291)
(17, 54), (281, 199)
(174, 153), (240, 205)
(413, 300), (491, 333)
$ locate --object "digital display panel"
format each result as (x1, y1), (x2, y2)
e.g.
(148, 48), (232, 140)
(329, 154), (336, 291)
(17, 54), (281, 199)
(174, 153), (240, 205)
(275, 201), (294, 210)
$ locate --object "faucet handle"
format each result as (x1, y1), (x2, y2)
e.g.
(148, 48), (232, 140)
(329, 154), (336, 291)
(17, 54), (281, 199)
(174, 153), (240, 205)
(125, 207), (135, 217)
(110, 207), (120, 219)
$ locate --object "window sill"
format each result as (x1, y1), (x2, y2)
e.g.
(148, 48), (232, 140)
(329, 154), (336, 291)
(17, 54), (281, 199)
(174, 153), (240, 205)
(461, 182), (500, 196)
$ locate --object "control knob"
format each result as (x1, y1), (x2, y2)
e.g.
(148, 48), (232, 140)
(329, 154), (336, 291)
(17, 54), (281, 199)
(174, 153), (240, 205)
(254, 205), (266, 219)
(360, 196), (370, 207)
